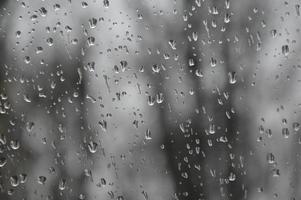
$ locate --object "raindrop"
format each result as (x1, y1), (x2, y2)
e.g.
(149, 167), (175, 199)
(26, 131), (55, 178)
(36, 46), (43, 54)
(152, 64), (160, 73)
(81, 2), (88, 8)
(296, 4), (300, 16)
(168, 40), (176, 50)
(39, 7), (47, 17)
(120, 60), (128, 72)
(282, 127), (289, 138)
(58, 178), (66, 190)
(228, 72), (237, 84)
(145, 129), (152, 140)
(103, 0), (109, 8)
(101, 178), (106, 185)
(79, 194), (86, 200)
(228, 172), (236, 181)
(88, 141), (98, 153)
(188, 58), (195, 67)
(210, 57), (217, 67)
(53, 4), (61, 11)
(0, 157), (7, 167)
(156, 92), (164, 104)
(272, 169), (280, 177)
(267, 153), (275, 164)
(147, 95), (155, 106)
(46, 38), (53, 46)
(89, 18), (97, 29)
(117, 196), (124, 200)
(26, 122), (35, 132)
(10, 140), (20, 150)
(271, 29), (277, 38)
(19, 173), (27, 183)
(16, 31), (21, 38)
(38, 176), (47, 185)
(224, 13), (231, 23)
(98, 120), (107, 132)
(209, 124), (215, 134)
(293, 122), (300, 131)
(192, 31), (198, 41)
(24, 56), (31, 64)
(282, 45), (289, 56)
(87, 36), (95, 46)
(10, 176), (19, 187)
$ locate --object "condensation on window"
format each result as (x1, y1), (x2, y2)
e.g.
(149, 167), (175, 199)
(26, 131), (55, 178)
(0, 0), (300, 200)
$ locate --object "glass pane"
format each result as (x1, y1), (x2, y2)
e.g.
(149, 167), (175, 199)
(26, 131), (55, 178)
(0, 0), (299, 200)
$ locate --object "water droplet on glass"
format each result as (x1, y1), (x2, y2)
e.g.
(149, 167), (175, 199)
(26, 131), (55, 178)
(19, 173), (27, 183)
(282, 45), (289, 56)
(145, 129), (152, 140)
(16, 31), (21, 38)
(188, 58), (195, 67)
(24, 56), (31, 64)
(293, 122), (300, 132)
(10, 176), (19, 187)
(156, 92), (164, 104)
(228, 172), (236, 181)
(87, 36), (95, 46)
(168, 40), (176, 50)
(192, 31), (198, 41)
(209, 124), (215, 134)
(224, 13), (231, 23)
(10, 139), (20, 150)
(267, 153), (275, 164)
(39, 7), (47, 17)
(46, 38), (53, 46)
(58, 178), (66, 190)
(88, 141), (98, 153)
(120, 60), (128, 72)
(38, 176), (47, 185)
(103, 0), (109, 8)
(89, 18), (97, 29)
(152, 64), (160, 73)
(296, 4), (300, 16)
(282, 127), (289, 138)
(0, 157), (7, 167)
(210, 57), (217, 67)
(228, 72), (237, 84)
(271, 29), (277, 38)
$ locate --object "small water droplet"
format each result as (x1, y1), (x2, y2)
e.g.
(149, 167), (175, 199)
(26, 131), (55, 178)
(46, 38), (53, 46)
(145, 129), (152, 140)
(24, 56), (31, 64)
(10, 140), (20, 150)
(103, 0), (109, 8)
(88, 141), (98, 153)
(38, 176), (47, 184)
(228, 172), (236, 181)
(293, 122), (300, 131)
(0, 157), (7, 167)
(267, 153), (275, 164)
(228, 72), (237, 84)
(168, 40), (176, 50)
(188, 58), (195, 67)
(120, 60), (128, 72)
(210, 57), (217, 67)
(89, 18), (97, 29)
(87, 37), (95, 46)
(10, 176), (19, 187)
(19, 173), (27, 183)
(58, 178), (66, 190)
(282, 127), (289, 138)
(282, 45), (289, 56)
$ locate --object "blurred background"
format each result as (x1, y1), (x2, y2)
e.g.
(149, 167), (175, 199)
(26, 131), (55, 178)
(0, 0), (300, 199)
